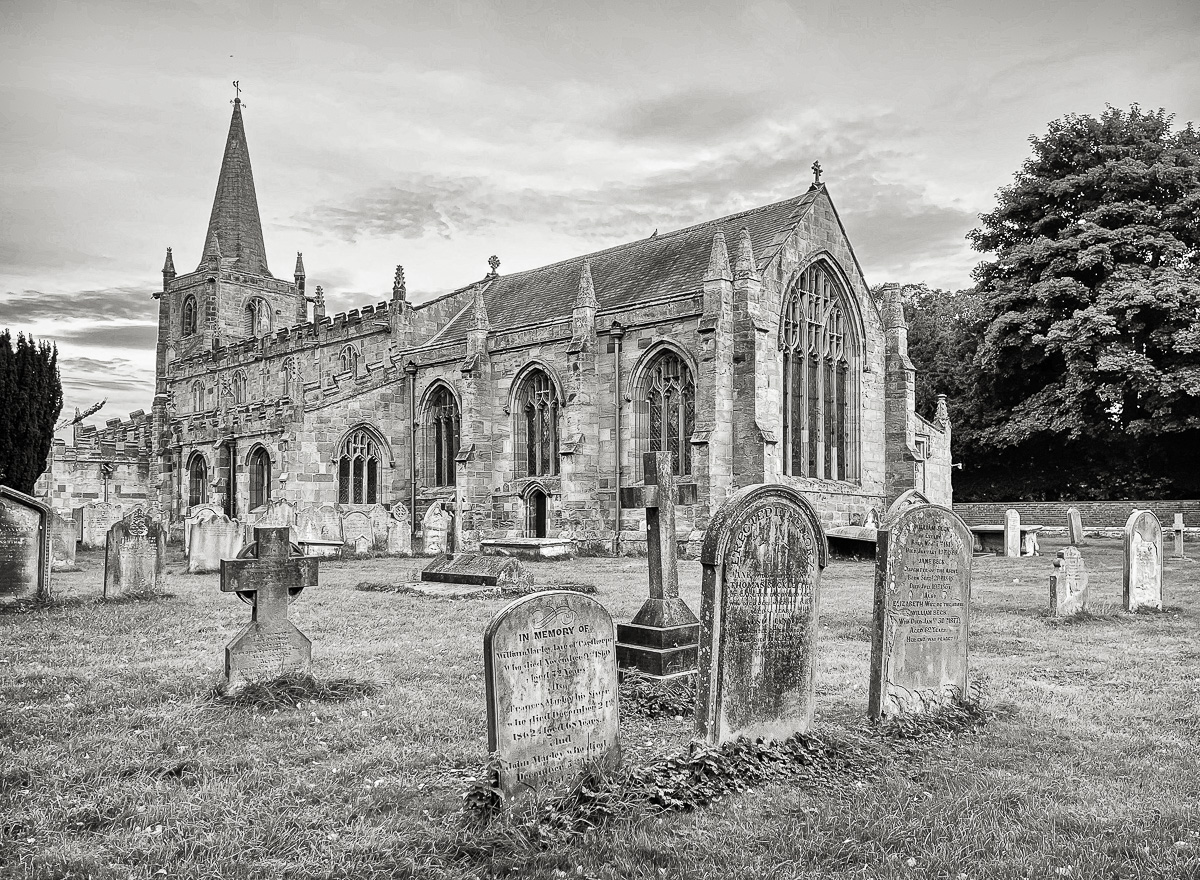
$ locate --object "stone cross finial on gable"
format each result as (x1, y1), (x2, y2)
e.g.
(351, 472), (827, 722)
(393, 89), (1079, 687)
(487, 255), (500, 276)
(219, 527), (320, 690)
(811, 160), (823, 185)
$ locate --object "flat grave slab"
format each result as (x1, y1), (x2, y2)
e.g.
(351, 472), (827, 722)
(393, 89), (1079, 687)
(421, 552), (526, 587)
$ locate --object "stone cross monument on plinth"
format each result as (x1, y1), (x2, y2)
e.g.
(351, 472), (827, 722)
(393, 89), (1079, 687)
(219, 527), (320, 691)
(615, 451), (700, 680)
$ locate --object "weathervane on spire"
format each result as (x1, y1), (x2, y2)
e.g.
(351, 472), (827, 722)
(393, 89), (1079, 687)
(232, 80), (244, 106)
(811, 160), (823, 186)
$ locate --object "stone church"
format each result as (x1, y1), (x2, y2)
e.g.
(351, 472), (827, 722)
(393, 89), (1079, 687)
(42, 99), (952, 554)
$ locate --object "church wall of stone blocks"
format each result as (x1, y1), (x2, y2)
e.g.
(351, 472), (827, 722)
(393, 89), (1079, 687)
(38, 100), (952, 554)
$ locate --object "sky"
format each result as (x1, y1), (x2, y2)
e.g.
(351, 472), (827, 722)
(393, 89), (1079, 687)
(2, 0), (1198, 431)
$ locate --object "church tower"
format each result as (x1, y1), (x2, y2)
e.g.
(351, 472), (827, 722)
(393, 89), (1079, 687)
(155, 97), (304, 377)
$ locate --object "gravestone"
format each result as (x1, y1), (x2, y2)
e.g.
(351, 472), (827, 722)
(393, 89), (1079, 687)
(1066, 507), (1084, 545)
(1170, 513), (1187, 560)
(183, 503), (224, 554)
(220, 527), (320, 691)
(422, 500), (453, 555)
(616, 452), (701, 680)
(386, 503), (412, 554)
(695, 484), (826, 745)
(50, 509), (77, 571)
(869, 504), (972, 718)
(484, 590), (620, 800)
(247, 498), (297, 545)
(188, 514), (244, 574)
(0, 486), (52, 603)
(297, 503), (343, 556)
(882, 489), (930, 526)
(81, 501), (124, 550)
(1050, 546), (1089, 616)
(341, 510), (374, 555)
(422, 552), (524, 587)
(1003, 509), (1021, 558)
(863, 508), (881, 529)
(103, 508), (166, 598)
(1123, 510), (1163, 612)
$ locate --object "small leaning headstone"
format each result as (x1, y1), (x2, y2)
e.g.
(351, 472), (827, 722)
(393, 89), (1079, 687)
(695, 484), (826, 745)
(0, 486), (52, 603)
(103, 508), (166, 598)
(1123, 510), (1163, 612)
(220, 527), (320, 691)
(1050, 546), (1089, 616)
(484, 590), (620, 800)
(868, 504), (973, 718)
(1066, 507), (1083, 546)
(1003, 509), (1021, 558)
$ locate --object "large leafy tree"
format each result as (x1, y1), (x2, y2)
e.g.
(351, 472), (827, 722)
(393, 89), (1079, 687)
(0, 330), (63, 495)
(964, 105), (1200, 499)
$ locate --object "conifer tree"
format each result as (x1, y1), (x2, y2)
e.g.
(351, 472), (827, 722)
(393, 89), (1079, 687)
(0, 329), (63, 494)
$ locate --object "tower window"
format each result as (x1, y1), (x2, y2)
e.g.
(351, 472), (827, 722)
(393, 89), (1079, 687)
(339, 344), (360, 376)
(244, 298), (272, 337)
(248, 447), (271, 511)
(188, 454), (208, 508)
(182, 296), (197, 336)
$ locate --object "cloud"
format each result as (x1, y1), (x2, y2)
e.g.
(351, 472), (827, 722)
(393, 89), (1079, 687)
(0, 285), (158, 326)
(605, 87), (772, 144)
(50, 323), (159, 351)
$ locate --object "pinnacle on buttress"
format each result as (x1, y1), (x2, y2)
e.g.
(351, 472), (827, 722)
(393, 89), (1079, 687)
(576, 260), (597, 309)
(703, 231), (732, 283)
(472, 283), (490, 331)
(935, 394), (950, 425)
(204, 231), (222, 263)
(392, 264), (406, 300)
(199, 97), (272, 276)
(294, 252), (305, 278)
(734, 227), (759, 281)
(162, 247), (176, 278)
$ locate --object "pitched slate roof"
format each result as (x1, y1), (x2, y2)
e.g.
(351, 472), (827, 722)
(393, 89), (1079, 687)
(430, 187), (823, 344)
(199, 99), (272, 276)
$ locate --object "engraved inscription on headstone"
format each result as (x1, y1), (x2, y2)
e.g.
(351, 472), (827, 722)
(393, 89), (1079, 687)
(220, 527), (320, 691)
(423, 552), (524, 586)
(81, 501), (124, 550)
(1003, 509), (1021, 558)
(103, 508), (166, 598)
(484, 590), (620, 800)
(1124, 510), (1163, 612)
(386, 503), (412, 555)
(1050, 546), (1089, 616)
(188, 514), (244, 573)
(0, 486), (52, 602)
(868, 504), (972, 718)
(695, 484), (827, 745)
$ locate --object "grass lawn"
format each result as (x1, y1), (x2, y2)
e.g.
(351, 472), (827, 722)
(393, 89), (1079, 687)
(2, 535), (1199, 879)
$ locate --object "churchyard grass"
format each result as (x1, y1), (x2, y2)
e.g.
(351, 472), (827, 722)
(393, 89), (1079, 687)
(2, 536), (1198, 879)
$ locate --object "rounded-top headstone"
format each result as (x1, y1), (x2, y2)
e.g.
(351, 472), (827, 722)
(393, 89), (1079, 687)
(1123, 509), (1163, 612)
(483, 590), (619, 800)
(695, 483), (827, 745)
(0, 486), (52, 602)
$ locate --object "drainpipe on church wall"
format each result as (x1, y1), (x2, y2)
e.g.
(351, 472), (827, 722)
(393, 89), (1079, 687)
(610, 320), (624, 556)
(404, 359), (419, 543)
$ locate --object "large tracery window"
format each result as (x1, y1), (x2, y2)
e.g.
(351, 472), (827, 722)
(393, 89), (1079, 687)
(188, 454), (208, 508)
(182, 296), (197, 336)
(425, 385), (460, 487)
(780, 262), (856, 481)
(515, 368), (559, 478)
(244, 298), (272, 337)
(642, 350), (695, 476)
(248, 446), (271, 511)
(338, 428), (380, 504)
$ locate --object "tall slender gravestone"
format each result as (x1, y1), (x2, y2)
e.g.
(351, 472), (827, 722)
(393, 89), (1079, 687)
(1123, 510), (1163, 612)
(696, 484), (826, 745)
(616, 452), (700, 679)
(219, 527), (320, 691)
(0, 486), (52, 603)
(1050, 546), (1089, 616)
(103, 508), (166, 598)
(484, 590), (620, 800)
(50, 509), (77, 571)
(869, 504), (972, 718)
(1066, 507), (1084, 546)
(1003, 509), (1021, 557)
(1170, 513), (1187, 560)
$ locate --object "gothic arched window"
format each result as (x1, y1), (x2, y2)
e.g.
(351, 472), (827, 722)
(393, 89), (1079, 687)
(182, 296), (197, 336)
(339, 344), (360, 376)
(338, 428), (380, 505)
(244, 298), (272, 337)
(191, 381), (204, 413)
(424, 384), (460, 487)
(641, 350), (695, 476)
(248, 447), (271, 511)
(780, 262), (857, 481)
(515, 368), (559, 478)
(188, 454), (207, 508)
(232, 371), (248, 405)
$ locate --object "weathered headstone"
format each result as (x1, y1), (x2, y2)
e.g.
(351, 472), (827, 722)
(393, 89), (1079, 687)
(50, 509), (77, 571)
(81, 501), (124, 550)
(183, 503), (224, 554)
(1003, 509), (1021, 558)
(1123, 510), (1163, 612)
(1066, 507), (1084, 545)
(386, 503), (412, 555)
(187, 514), (244, 574)
(868, 504), (972, 718)
(103, 508), (166, 598)
(881, 489), (930, 526)
(421, 500), (453, 555)
(1170, 513), (1187, 560)
(0, 486), (52, 603)
(296, 503), (343, 556)
(220, 527), (320, 691)
(422, 552), (524, 587)
(341, 510), (374, 555)
(616, 452), (700, 680)
(484, 590), (620, 800)
(695, 484), (827, 745)
(1050, 546), (1089, 616)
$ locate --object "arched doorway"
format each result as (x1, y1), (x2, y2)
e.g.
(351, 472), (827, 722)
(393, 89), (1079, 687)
(525, 487), (549, 538)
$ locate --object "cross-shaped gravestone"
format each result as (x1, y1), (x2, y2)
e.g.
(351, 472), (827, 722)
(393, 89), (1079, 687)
(615, 452), (700, 679)
(219, 527), (320, 691)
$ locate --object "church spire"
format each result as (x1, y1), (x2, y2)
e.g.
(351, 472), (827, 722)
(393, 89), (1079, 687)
(199, 97), (271, 276)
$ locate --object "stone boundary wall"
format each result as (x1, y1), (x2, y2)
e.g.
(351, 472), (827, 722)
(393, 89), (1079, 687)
(954, 500), (1200, 529)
